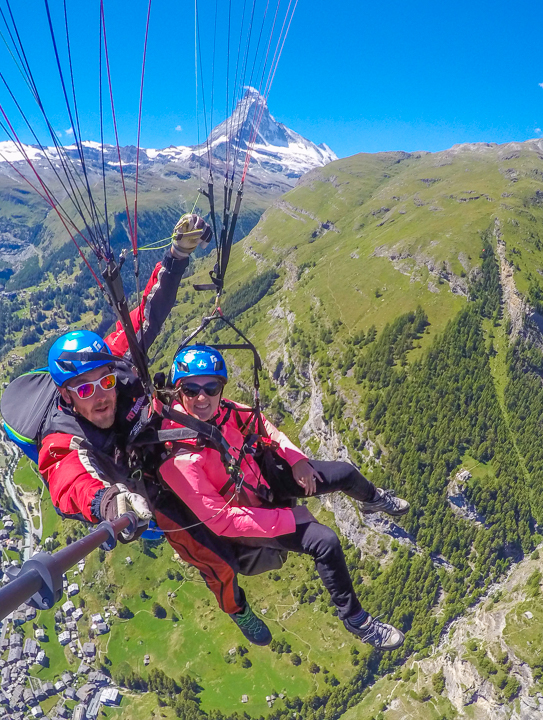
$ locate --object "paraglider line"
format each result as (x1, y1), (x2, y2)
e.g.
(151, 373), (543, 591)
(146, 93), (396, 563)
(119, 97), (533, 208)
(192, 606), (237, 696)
(100, 0), (135, 249)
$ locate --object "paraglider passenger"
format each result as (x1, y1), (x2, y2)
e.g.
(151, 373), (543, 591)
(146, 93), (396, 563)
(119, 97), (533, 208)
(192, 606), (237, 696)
(156, 345), (409, 651)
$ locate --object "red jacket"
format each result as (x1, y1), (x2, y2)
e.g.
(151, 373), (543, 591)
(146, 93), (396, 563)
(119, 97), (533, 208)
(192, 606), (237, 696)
(38, 252), (188, 522)
(159, 400), (308, 538)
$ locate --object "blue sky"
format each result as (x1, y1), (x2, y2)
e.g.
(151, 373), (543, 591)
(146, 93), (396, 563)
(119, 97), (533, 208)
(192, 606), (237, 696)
(1, 0), (542, 158)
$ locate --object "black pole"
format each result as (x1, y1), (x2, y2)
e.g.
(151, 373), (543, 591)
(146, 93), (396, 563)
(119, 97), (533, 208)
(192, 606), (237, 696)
(0, 513), (137, 621)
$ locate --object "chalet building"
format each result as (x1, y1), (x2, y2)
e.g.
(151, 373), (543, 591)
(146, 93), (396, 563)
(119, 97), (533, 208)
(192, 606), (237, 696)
(82, 642), (95, 658)
(76, 683), (96, 702)
(67, 583), (79, 596)
(41, 681), (54, 696)
(88, 671), (108, 685)
(0, 667), (10, 687)
(101, 687), (121, 706)
(12, 612), (25, 626)
(23, 638), (38, 657)
(7, 647), (22, 663)
(33, 685), (47, 701)
(23, 687), (37, 706)
(61, 600), (75, 615)
(36, 650), (47, 665)
(9, 685), (24, 706)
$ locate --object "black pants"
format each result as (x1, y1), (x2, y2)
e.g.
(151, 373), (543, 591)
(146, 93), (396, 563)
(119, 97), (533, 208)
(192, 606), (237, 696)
(235, 457), (375, 619)
(266, 457), (376, 504)
(153, 458), (374, 620)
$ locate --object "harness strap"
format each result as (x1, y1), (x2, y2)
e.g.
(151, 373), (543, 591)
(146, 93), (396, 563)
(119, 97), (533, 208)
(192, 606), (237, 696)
(153, 398), (235, 466)
(128, 426), (200, 448)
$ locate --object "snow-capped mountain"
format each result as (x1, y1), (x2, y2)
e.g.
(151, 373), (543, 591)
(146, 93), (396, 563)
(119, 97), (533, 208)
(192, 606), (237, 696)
(0, 90), (336, 268)
(198, 86), (336, 179)
(0, 88), (336, 188)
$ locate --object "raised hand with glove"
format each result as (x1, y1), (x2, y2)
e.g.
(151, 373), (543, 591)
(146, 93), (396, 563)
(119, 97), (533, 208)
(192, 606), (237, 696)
(171, 213), (212, 258)
(97, 484), (153, 542)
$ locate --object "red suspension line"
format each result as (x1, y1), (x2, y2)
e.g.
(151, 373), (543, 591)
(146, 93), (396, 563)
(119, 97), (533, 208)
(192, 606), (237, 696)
(134, 0), (152, 256)
(241, 0), (297, 182)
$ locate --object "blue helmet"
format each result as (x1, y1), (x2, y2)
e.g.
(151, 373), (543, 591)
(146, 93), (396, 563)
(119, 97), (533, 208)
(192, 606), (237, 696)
(170, 344), (228, 386)
(48, 330), (112, 386)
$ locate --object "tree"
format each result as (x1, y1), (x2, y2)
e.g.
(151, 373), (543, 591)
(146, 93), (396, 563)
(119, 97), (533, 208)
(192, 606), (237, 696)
(432, 668), (445, 694)
(309, 662), (320, 674)
(117, 605), (133, 620)
(503, 677), (520, 700)
(241, 657), (252, 669)
(291, 654), (302, 666)
(152, 603), (167, 619)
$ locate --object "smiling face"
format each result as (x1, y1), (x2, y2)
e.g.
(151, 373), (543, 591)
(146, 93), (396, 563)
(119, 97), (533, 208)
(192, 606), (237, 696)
(178, 375), (224, 422)
(59, 365), (117, 429)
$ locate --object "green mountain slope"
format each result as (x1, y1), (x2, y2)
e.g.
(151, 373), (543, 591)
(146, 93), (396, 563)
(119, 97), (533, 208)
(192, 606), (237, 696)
(6, 140), (543, 719)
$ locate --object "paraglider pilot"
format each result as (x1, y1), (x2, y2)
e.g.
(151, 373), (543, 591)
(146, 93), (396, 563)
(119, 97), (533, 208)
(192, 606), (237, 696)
(2, 214), (211, 537)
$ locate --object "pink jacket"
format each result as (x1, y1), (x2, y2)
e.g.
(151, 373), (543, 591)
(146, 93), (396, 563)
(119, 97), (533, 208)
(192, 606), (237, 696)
(159, 400), (308, 538)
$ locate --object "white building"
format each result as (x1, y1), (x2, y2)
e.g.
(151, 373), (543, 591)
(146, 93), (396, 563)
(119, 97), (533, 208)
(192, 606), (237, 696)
(36, 651), (46, 666)
(62, 600), (75, 615)
(67, 583), (79, 597)
(58, 631), (70, 646)
(100, 687), (121, 706)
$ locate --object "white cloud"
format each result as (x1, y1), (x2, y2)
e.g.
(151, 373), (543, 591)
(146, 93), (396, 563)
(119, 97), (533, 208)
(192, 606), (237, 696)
(535, 128), (542, 135)
(56, 131), (62, 138)
(175, 125), (182, 132)
(65, 127), (74, 135)
(539, 83), (543, 89)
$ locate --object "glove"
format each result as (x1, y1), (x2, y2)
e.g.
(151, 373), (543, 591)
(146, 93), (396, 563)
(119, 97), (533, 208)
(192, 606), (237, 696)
(171, 214), (212, 258)
(99, 484), (153, 542)
(292, 504), (316, 525)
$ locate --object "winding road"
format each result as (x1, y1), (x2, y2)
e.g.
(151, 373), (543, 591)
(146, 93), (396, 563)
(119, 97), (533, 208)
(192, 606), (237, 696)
(0, 432), (36, 561)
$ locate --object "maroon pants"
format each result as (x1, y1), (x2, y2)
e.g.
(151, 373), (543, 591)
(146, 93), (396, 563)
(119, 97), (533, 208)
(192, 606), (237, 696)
(153, 492), (246, 614)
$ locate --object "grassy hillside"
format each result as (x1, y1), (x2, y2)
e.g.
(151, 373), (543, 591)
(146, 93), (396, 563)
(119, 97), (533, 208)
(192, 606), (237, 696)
(6, 140), (543, 718)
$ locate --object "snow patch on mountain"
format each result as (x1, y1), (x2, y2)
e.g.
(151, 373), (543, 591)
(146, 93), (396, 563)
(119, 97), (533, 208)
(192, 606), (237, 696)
(0, 90), (336, 186)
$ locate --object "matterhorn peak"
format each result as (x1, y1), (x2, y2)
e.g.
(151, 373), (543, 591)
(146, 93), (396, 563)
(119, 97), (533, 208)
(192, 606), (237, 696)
(200, 87), (336, 180)
(242, 86), (265, 103)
